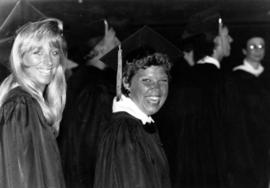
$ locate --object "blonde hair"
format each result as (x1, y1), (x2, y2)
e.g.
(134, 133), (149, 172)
(0, 18), (67, 132)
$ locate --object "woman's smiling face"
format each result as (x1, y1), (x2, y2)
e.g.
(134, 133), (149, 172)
(125, 65), (169, 116)
(22, 41), (61, 92)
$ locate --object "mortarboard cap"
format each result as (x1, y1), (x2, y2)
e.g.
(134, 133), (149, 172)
(65, 19), (106, 44)
(101, 25), (182, 70)
(101, 25), (182, 100)
(181, 7), (222, 42)
(0, 0), (46, 39)
(65, 19), (108, 63)
(0, 0), (46, 68)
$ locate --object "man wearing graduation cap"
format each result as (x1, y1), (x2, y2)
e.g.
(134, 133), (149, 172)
(57, 19), (120, 188)
(173, 8), (241, 188)
(181, 8), (233, 66)
(94, 26), (181, 188)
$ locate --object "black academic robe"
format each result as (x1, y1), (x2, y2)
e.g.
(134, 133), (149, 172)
(153, 59), (196, 185)
(64, 65), (109, 105)
(58, 66), (115, 188)
(94, 112), (171, 188)
(174, 63), (230, 188)
(158, 61), (261, 188)
(0, 87), (65, 188)
(229, 69), (270, 188)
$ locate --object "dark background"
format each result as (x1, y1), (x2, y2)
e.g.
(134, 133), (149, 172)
(0, 0), (270, 71)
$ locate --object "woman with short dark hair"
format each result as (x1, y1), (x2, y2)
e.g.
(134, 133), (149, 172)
(94, 49), (172, 188)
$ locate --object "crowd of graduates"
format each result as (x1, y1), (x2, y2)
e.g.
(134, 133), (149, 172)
(0, 5), (269, 188)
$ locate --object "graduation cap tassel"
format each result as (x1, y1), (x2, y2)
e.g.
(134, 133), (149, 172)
(218, 18), (223, 34)
(104, 19), (108, 35)
(218, 17), (226, 52)
(116, 44), (122, 101)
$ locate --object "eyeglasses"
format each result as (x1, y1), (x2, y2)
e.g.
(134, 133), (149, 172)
(248, 44), (265, 50)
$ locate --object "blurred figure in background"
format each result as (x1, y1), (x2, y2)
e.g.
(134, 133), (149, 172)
(62, 19), (119, 105)
(0, 18), (67, 188)
(230, 36), (270, 188)
(172, 8), (237, 188)
(57, 19), (120, 188)
(234, 36), (265, 74)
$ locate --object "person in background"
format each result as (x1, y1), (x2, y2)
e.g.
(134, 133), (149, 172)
(62, 19), (119, 105)
(57, 19), (120, 188)
(179, 35), (197, 67)
(234, 36), (265, 74)
(0, 18), (67, 188)
(94, 26), (181, 188)
(231, 36), (270, 188)
(172, 8), (241, 188)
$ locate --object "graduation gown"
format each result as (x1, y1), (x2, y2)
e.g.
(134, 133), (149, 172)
(94, 112), (171, 188)
(0, 87), (65, 188)
(58, 66), (115, 188)
(64, 64), (108, 105)
(153, 59), (196, 185)
(230, 69), (270, 188)
(174, 62), (230, 188)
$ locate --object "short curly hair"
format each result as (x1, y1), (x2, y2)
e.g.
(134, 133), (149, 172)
(122, 47), (173, 96)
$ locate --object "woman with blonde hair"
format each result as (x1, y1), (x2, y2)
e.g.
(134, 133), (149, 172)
(0, 18), (67, 188)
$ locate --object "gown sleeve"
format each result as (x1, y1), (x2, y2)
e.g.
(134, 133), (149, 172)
(94, 114), (168, 188)
(0, 92), (65, 188)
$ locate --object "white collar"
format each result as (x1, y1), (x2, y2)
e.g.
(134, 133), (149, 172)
(233, 59), (264, 77)
(112, 95), (154, 125)
(197, 56), (220, 69)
